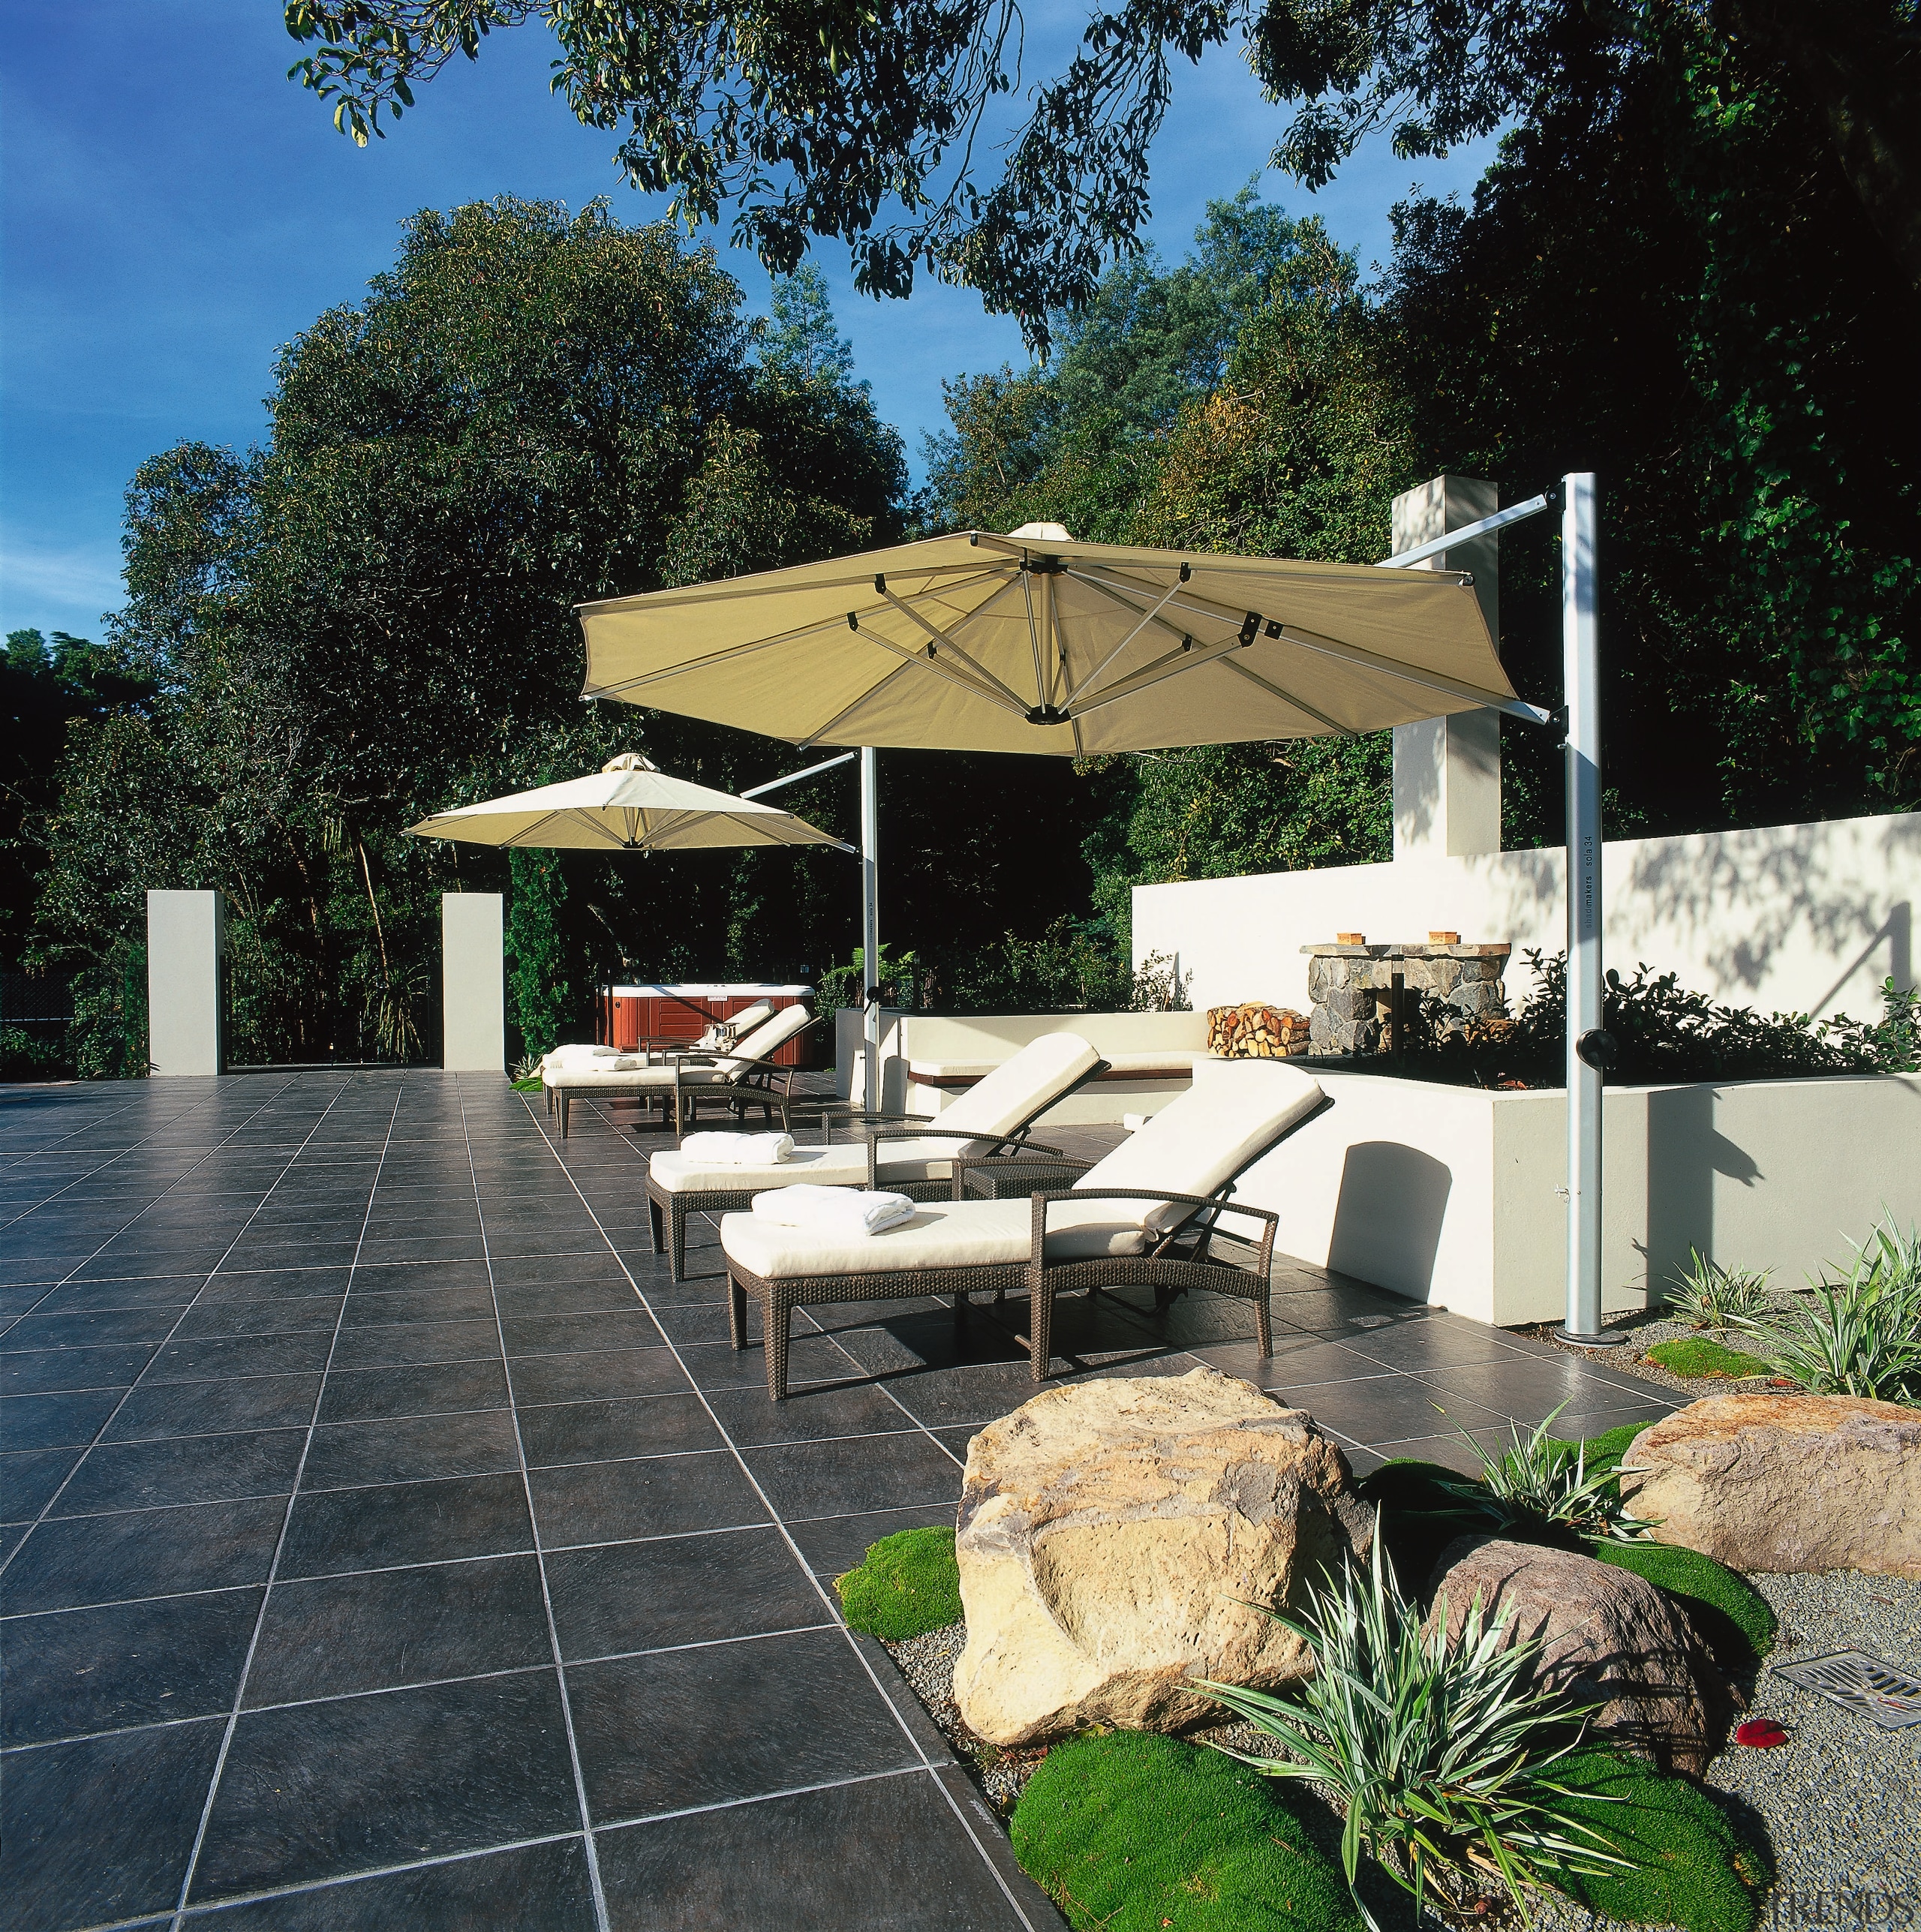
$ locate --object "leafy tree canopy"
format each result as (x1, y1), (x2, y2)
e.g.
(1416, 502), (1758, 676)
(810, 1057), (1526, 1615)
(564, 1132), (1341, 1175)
(283, 0), (1921, 340)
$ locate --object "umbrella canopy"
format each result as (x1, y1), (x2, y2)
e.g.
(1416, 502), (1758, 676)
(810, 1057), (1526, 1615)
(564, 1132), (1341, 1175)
(407, 753), (852, 852)
(576, 524), (1536, 756)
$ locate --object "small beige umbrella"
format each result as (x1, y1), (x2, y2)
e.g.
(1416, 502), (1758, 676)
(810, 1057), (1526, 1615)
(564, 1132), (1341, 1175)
(573, 523), (1544, 756)
(407, 753), (853, 852)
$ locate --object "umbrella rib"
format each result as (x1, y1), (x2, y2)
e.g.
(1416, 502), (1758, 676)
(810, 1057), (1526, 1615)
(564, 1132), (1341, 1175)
(1267, 621), (1539, 719)
(803, 662), (916, 747)
(1063, 575), (1188, 705)
(1066, 633), (1249, 717)
(579, 557), (998, 616)
(1219, 656), (1352, 735)
(852, 620), (1034, 718)
(1021, 566), (1046, 711)
(875, 586), (1033, 711)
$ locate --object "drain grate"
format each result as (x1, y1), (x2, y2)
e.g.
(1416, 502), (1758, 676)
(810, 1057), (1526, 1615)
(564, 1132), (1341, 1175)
(1773, 1649), (1921, 1729)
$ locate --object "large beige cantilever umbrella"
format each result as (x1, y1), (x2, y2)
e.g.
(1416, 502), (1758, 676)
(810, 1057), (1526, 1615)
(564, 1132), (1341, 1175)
(574, 518), (1542, 1116)
(407, 752), (854, 852)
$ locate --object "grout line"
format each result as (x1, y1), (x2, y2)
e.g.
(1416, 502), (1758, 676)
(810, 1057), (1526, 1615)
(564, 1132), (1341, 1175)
(514, 1090), (1044, 1932)
(458, 1075), (613, 1932)
(167, 1074), (408, 1928)
(592, 1762), (924, 1833)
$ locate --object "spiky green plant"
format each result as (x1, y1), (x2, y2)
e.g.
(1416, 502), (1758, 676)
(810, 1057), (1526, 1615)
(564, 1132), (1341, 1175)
(1203, 1534), (1627, 1930)
(1664, 1249), (1773, 1327)
(1437, 1405), (1660, 1544)
(1733, 1216), (1921, 1402)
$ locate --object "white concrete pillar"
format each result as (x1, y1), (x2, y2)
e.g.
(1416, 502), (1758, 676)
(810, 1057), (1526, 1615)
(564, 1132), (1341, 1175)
(442, 892), (505, 1073)
(146, 889), (224, 1076)
(1391, 476), (1503, 858)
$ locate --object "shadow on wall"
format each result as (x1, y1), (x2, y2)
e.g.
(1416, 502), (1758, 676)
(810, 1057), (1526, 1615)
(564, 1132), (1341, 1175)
(1328, 1141), (1452, 1299)
(1639, 1086), (1763, 1300)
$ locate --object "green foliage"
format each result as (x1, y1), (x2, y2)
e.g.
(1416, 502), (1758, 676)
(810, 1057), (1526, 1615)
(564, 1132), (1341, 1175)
(1010, 1730), (1363, 1932)
(504, 852), (574, 1059)
(1202, 1537), (1623, 1928)
(1354, 1458), (1486, 1598)
(1547, 1747), (1772, 1931)
(1404, 950), (1898, 1091)
(69, 939), (148, 1079)
(833, 1526), (962, 1642)
(1585, 1541), (1777, 1672)
(33, 198), (903, 1068)
(1436, 1405), (1660, 1545)
(1643, 1337), (1772, 1381)
(1733, 1215), (1921, 1402)
(1664, 1250), (1774, 1327)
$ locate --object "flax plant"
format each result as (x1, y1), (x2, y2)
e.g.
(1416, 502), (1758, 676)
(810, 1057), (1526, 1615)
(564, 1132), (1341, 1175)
(1438, 1405), (1660, 1544)
(1664, 1249), (1773, 1328)
(1204, 1535), (1626, 1930)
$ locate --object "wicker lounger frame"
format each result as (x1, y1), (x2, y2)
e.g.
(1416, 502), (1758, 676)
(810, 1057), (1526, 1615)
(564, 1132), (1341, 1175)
(726, 1182), (1282, 1400)
(723, 1092), (1331, 1399)
(550, 1016), (823, 1139)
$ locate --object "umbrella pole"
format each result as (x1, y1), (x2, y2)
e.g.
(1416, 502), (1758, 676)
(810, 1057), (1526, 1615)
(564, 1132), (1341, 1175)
(861, 747), (881, 1116)
(1557, 473), (1619, 1345)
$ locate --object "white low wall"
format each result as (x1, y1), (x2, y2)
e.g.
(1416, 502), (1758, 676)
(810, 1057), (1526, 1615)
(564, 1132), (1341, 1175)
(833, 1007), (1209, 1123)
(1133, 810), (1919, 1023)
(1227, 1068), (1921, 1326)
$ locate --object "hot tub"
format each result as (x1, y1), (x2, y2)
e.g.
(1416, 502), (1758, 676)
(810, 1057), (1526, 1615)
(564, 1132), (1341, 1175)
(598, 983), (820, 1068)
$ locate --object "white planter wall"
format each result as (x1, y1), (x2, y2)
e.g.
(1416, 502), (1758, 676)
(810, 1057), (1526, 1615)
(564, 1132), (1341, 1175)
(1227, 1069), (1921, 1327)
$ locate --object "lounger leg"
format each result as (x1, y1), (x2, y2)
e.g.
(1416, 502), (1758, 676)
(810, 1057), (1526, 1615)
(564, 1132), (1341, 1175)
(766, 1291), (792, 1400)
(1029, 1279), (1052, 1382)
(728, 1272), (747, 1349)
(559, 1093), (570, 1139)
(648, 1193), (665, 1257)
(1255, 1293), (1272, 1357)
(669, 1199), (689, 1284)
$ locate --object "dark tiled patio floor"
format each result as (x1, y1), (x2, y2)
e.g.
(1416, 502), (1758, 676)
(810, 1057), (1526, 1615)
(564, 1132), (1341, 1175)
(0, 1072), (1676, 1931)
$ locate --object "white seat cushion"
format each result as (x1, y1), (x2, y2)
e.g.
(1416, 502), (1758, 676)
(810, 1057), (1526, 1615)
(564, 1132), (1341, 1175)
(720, 1196), (1150, 1279)
(904, 1059), (1003, 1080)
(1099, 1050), (1207, 1076)
(932, 1032), (1100, 1140)
(543, 1063), (677, 1091)
(702, 1003), (813, 1075)
(1069, 1057), (1325, 1233)
(649, 1145), (867, 1194)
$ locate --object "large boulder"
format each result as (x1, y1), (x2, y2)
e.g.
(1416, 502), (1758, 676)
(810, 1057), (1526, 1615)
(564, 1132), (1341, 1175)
(1426, 1535), (1727, 1773)
(950, 1366), (1369, 1747)
(1619, 1393), (1921, 1577)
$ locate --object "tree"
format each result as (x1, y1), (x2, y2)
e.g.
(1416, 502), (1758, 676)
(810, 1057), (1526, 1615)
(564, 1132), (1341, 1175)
(281, 0), (1921, 339)
(35, 197), (906, 1065)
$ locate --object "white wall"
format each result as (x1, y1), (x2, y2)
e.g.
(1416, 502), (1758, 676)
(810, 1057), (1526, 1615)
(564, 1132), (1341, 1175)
(1232, 1068), (1921, 1326)
(146, 889), (224, 1077)
(1134, 810), (1919, 1024)
(442, 892), (504, 1074)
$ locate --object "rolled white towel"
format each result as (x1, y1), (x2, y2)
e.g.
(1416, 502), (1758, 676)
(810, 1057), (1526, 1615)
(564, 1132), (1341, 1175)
(679, 1131), (795, 1165)
(750, 1184), (916, 1236)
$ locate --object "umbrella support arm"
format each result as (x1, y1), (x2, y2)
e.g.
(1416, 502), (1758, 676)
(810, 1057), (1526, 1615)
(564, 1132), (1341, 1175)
(1377, 473), (1617, 1345)
(861, 747), (882, 1118)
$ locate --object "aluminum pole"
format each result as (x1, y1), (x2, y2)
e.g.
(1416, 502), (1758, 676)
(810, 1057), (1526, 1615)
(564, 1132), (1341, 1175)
(1559, 473), (1619, 1343)
(860, 746), (881, 1116)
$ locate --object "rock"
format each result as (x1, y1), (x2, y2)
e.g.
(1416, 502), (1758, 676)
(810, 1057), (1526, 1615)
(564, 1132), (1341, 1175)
(1619, 1393), (1921, 1577)
(950, 1366), (1370, 1747)
(1427, 1535), (1727, 1773)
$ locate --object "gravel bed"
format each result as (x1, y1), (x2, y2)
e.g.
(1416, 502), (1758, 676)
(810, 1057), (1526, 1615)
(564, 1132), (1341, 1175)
(888, 1570), (1921, 1928)
(1524, 1312), (1783, 1398)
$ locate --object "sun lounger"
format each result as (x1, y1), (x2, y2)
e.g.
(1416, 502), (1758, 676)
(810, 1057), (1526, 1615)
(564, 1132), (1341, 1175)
(645, 1030), (1107, 1282)
(718, 1057), (1330, 1396)
(545, 1005), (818, 1138)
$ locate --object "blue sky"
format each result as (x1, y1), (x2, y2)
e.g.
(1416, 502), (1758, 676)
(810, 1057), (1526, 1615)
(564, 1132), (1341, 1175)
(1, 1), (1502, 641)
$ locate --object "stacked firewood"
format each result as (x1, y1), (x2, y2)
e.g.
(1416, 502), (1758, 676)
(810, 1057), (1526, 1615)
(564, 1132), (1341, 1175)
(1206, 1002), (1312, 1059)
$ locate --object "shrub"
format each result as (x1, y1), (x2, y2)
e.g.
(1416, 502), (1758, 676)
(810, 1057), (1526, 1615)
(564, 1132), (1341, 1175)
(1401, 949), (1901, 1089)
(69, 939), (148, 1078)
(1663, 1249), (1773, 1327)
(1201, 1537), (1625, 1928)
(1547, 1748), (1773, 1931)
(1733, 1215), (1921, 1403)
(834, 1526), (961, 1640)
(1435, 1405), (1660, 1544)
(1643, 1337), (1772, 1380)
(1011, 1731), (1363, 1932)
(1585, 1540), (1777, 1673)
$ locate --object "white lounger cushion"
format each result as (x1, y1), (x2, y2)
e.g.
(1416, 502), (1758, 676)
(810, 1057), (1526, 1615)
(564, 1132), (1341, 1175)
(1071, 1057), (1325, 1233)
(543, 1063), (677, 1090)
(929, 1032), (1100, 1140)
(702, 1003), (813, 1074)
(651, 1145), (867, 1194)
(720, 1196), (1150, 1278)
(545, 1043), (621, 1068)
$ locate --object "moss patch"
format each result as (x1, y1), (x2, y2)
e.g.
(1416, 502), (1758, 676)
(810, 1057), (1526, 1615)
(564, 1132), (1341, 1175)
(1586, 1538), (1777, 1669)
(1644, 1337), (1772, 1380)
(834, 1526), (961, 1640)
(510, 1076), (543, 1092)
(1012, 1732), (1363, 1932)
(1548, 1747), (1773, 1931)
